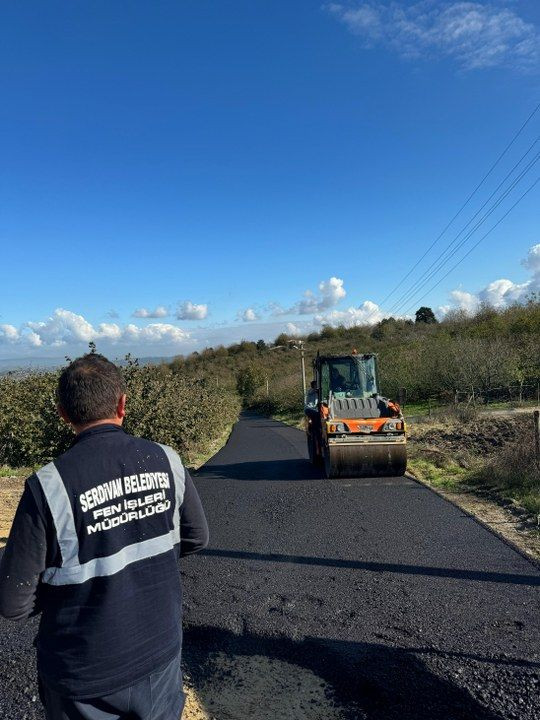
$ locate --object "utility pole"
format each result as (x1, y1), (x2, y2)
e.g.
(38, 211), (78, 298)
(295, 339), (307, 400)
(298, 340), (307, 402)
(534, 410), (540, 471)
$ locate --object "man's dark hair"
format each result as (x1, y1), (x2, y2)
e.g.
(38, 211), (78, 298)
(57, 354), (126, 425)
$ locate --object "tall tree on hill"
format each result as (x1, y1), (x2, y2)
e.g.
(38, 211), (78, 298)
(415, 306), (437, 324)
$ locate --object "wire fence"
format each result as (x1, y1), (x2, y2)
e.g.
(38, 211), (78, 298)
(253, 372), (540, 417)
(406, 382), (540, 417)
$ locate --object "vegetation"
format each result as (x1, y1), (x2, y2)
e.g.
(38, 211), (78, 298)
(0, 356), (240, 469)
(166, 301), (539, 518)
(408, 414), (540, 516)
(0, 302), (538, 518)
(470, 430), (540, 515)
(170, 300), (540, 417)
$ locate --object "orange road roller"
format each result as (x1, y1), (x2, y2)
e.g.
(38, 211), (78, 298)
(305, 352), (407, 478)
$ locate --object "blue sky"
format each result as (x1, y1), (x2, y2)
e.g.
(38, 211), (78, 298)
(0, 0), (539, 360)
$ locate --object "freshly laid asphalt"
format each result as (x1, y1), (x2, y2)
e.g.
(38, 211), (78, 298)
(184, 415), (540, 720)
(1, 414), (539, 719)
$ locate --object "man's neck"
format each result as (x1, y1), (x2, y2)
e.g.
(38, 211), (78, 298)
(73, 418), (123, 435)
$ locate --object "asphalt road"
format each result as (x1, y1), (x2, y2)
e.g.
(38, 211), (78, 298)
(1, 414), (539, 719)
(183, 414), (540, 720)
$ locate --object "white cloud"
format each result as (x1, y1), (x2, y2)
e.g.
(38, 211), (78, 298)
(522, 243), (540, 275)
(0, 308), (192, 349)
(274, 276), (347, 316)
(238, 307), (259, 322)
(176, 301), (209, 321)
(447, 288), (481, 314)
(316, 300), (384, 327)
(326, 1), (539, 71)
(27, 309), (97, 346)
(479, 278), (531, 307)
(132, 306), (169, 319)
(0, 324), (43, 348)
(442, 243), (540, 315)
(121, 323), (190, 344)
(0, 324), (20, 343)
(286, 322), (302, 336)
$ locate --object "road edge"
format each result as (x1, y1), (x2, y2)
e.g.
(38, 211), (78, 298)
(405, 470), (540, 572)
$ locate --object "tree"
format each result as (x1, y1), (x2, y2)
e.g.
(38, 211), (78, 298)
(236, 365), (265, 404)
(256, 339), (266, 353)
(415, 306), (437, 324)
(319, 325), (337, 339)
(274, 333), (290, 347)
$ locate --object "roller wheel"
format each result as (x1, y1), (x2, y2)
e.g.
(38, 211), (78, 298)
(323, 443), (407, 479)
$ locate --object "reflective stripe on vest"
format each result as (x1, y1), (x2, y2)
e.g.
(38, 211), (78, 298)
(36, 443), (185, 586)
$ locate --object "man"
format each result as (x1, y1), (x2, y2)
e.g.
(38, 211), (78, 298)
(330, 367), (347, 393)
(0, 353), (208, 720)
(305, 380), (318, 409)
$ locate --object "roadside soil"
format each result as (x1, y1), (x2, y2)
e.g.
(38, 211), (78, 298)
(407, 415), (540, 562)
(0, 476), (25, 548)
(184, 653), (350, 720)
(407, 415), (522, 458)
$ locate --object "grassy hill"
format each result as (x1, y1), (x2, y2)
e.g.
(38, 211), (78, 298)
(168, 300), (540, 416)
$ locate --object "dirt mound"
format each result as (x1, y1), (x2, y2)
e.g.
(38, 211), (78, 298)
(409, 417), (522, 459)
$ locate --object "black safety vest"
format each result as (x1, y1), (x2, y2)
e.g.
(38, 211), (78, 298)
(34, 425), (186, 698)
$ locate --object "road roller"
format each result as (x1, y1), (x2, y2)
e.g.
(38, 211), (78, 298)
(305, 352), (407, 478)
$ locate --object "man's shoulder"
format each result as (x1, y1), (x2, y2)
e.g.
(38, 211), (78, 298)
(123, 434), (185, 472)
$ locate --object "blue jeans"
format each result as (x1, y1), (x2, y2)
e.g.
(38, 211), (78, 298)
(39, 653), (185, 720)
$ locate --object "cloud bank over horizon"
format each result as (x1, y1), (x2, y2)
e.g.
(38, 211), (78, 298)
(0, 309), (192, 353)
(0, 244), (538, 360)
(439, 243), (540, 315)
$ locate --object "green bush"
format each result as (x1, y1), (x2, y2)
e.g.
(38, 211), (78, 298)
(0, 372), (72, 467)
(0, 363), (240, 468)
(236, 364), (266, 405)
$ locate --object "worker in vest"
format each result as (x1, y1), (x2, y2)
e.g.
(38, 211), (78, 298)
(0, 353), (209, 720)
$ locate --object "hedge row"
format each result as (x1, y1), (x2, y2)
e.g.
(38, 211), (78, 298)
(0, 362), (240, 468)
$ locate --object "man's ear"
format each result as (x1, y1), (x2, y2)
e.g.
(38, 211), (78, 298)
(57, 404), (72, 426)
(117, 394), (127, 419)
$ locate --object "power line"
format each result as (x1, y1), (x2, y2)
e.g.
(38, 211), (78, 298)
(376, 101), (540, 310)
(390, 147), (540, 315)
(387, 136), (539, 314)
(402, 175), (540, 316)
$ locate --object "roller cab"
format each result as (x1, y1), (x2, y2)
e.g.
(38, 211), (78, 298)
(305, 353), (407, 478)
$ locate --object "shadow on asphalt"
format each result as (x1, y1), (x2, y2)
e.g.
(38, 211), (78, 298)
(200, 548), (540, 586)
(183, 625), (504, 720)
(197, 459), (324, 481)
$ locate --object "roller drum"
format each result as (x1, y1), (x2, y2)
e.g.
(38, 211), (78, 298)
(324, 441), (407, 478)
